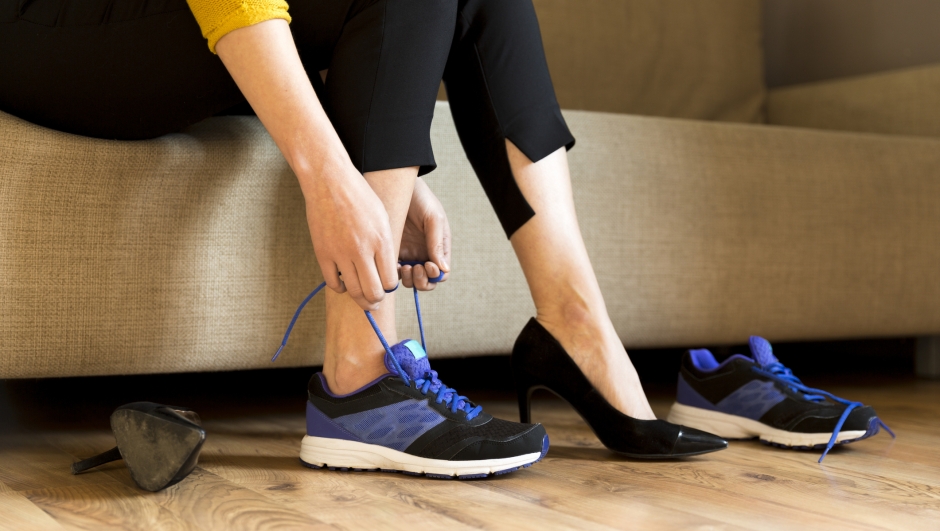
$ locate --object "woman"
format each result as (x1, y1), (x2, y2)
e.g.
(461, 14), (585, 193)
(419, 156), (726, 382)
(1, 0), (726, 477)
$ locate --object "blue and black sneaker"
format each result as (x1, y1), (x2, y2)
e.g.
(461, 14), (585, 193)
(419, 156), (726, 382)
(301, 339), (548, 478)
(272, 268), (548, 478)
(667, 336), (894, 462)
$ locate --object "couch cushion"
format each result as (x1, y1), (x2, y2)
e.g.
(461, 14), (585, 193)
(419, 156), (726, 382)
(5, 102), (940, 378)
(0, 110), (326, 378)
(531, 0), (766, 122)
(767, 63), (940, 138)
(426, 103), (940, 356)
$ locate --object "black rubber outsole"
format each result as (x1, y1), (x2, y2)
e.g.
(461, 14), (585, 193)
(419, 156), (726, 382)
(299, 434), (550, 480)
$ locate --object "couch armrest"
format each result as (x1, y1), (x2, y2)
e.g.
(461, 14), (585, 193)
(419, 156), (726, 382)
(767, 63), (940, 138)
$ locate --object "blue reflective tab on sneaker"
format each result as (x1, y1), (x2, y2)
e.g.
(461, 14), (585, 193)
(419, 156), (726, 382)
(403, 339), (427, 360)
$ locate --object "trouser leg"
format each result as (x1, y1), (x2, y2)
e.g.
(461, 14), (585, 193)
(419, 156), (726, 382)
(1, 0), (456, 179)
(0, 0), (241, 139)
(316, 0), (458, 175)
(443, 0), (574, 238)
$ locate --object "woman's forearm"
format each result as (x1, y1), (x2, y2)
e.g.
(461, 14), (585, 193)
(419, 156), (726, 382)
(215, 19), (351, 199)
(214, 18), (401, 310)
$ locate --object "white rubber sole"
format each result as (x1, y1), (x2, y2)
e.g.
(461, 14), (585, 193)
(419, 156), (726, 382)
(299, 436), (544, 478)
(667, 403), (865, 447)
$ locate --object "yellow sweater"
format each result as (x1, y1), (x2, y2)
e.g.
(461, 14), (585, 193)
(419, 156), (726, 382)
(187, 0), (291, 54)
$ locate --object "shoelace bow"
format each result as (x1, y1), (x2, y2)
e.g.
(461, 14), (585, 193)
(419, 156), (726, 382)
(271, 262), (481, 418)
(752, 362), (895, 463)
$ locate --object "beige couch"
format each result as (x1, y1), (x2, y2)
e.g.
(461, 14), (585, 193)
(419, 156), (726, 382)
(3, 0), (939, 378)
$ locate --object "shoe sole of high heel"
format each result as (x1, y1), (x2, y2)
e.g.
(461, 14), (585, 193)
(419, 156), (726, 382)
(299, 434), (549, 479)
(110, 407), (206, 491)
(667, 403), (867, 448)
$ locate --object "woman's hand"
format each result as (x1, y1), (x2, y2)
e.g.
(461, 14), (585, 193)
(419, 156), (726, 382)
(216, 20), (397, 310)
(303, 161), (399, 310)
(399, 178), (451, 291)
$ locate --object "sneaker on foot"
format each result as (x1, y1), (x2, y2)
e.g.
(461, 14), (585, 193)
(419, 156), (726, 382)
(666, 336), (893, 462)
(302, 339), (549, 478)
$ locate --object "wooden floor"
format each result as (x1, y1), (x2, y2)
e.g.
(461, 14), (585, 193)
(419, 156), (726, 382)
(1, 379), (938, 530)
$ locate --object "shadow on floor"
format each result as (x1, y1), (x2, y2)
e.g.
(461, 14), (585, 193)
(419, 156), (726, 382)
(0, 336), (916, 433)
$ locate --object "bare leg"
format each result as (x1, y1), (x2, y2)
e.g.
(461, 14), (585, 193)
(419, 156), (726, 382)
(321, 167), (417, 395)
(508, 141), (656, 420)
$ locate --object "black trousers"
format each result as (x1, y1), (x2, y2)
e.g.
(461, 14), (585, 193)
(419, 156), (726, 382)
(0, 0), (574, 237)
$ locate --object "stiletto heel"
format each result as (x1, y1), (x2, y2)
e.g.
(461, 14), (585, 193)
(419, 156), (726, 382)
(511, 318), (728, 458)
(517, 386), (532, 424)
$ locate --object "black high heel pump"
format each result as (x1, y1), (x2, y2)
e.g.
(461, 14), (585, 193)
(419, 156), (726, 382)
(71, 402), (206, 491)
(512, 318), (727, 458)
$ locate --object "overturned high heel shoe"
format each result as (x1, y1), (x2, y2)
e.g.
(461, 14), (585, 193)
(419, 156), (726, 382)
(71, 402), (206, 491)
(512, 319), (728, 458)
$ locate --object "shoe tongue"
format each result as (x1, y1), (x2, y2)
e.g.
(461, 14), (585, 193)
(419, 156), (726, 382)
(384, 339), (430, 381)
(748, 336), (779, 367)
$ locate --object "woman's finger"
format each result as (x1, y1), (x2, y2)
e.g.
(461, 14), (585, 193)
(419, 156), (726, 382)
(320, 260), (346, 293)
(424, 260), (441, 282)
(342, 261), (380, 311)
(413, 263), (435, 292)
(400, 264), (415, 289)
(357, 255), (388, 306)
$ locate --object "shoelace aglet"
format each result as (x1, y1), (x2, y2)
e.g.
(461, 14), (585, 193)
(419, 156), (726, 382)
(880, 419), (897, 438)
(271, 282), (327, 363)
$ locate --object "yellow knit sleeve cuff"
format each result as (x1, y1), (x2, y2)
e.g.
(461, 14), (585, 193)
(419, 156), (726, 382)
(187, 0), (292, 54)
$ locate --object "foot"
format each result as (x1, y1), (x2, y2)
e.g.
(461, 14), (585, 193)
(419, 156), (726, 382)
(302, 339), (549, 478)
(535, 301), (656, 421)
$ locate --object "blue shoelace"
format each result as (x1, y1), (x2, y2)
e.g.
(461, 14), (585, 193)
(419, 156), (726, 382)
(271, 261), (480, 419)
(751, 362), (895, 463)
(415, 370), (483, 419)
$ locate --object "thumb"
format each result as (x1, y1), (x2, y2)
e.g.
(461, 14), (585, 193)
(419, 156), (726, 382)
(425, 212), (450, 274)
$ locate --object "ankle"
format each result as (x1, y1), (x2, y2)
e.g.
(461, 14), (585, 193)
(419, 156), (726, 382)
(536, 298), (611, 351)
(322, 354), (388, 395)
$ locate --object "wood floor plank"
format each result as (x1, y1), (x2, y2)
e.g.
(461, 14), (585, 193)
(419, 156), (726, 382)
(37, 429), (336, 530)
(344, 471), (621, 530)
(1, 380), (937, 530)
(528, 454), (888, 531)
(146, 468), (336, 531)
(0, 435), (121, 492)
(483, 388), (940, 531)
(499, 399), (940, 531)
(466, 464), (751, 530)
(21, 482), (195, 531)
(0, 492), (68, 531)
(203, 453), (480, 531)
(205, 427), (613, 531)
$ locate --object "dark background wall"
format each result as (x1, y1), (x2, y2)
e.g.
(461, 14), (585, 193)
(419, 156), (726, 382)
(763, 0), (940, 87)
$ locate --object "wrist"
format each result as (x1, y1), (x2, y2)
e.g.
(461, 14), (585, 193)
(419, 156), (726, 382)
(292, 146), (355, 200)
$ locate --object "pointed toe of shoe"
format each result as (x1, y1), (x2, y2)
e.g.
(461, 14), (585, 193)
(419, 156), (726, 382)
(672, 426), (728, 457)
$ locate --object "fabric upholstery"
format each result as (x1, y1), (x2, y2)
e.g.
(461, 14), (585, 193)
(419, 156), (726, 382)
(767, 63), (940, 138)
(762, 0), (940, 87)
(436, 0), (766, 123)
(3, 101), (940, 378)
(0, 111), (324, 377)
(530, 0), (766, 122)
